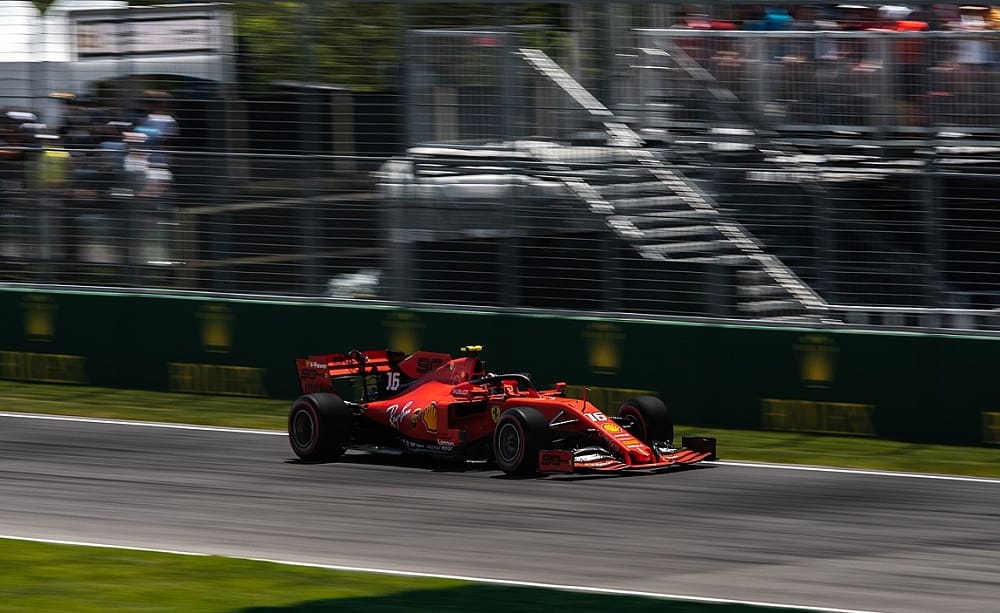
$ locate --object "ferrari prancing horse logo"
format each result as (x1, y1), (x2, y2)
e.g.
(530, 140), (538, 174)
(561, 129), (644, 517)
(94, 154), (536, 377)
(490, 405), (501, 422)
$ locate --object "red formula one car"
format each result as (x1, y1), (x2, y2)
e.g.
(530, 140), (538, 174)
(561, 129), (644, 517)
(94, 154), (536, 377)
(288, 346), (716, 475)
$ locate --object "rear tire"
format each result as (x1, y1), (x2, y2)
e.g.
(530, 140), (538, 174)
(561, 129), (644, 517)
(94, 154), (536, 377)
(288, 393), (352, 461)
(618, 396), (673, 446)
(493, 407), (549, 476)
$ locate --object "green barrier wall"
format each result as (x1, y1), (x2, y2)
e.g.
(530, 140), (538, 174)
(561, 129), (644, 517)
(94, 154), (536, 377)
(2, 288), (997, 445)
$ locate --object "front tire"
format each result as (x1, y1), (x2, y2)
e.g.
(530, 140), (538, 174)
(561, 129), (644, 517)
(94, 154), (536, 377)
(493, 407), (549, 476)
(288, 393), (352, 461)
(618, 396), (673, 446)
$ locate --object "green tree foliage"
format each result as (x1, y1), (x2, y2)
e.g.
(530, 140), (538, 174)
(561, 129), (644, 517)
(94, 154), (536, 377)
(231, 2), (397, 92)
(236, 1), (568, 92)
(33, 1), (567, 93)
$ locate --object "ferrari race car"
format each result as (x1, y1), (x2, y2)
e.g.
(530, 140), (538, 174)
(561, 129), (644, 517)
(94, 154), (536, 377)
(288, 346), (716, 475)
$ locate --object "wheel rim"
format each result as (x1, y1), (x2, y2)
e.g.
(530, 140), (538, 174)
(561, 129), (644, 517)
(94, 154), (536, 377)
(621, 409), (645, 441)
(292, 408), (315, 449)
(496, 422), (522, 465)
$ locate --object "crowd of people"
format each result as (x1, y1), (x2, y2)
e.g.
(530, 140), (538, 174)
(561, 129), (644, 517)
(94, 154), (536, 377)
(0, 90), (179, 267)
(10, 91), (177, 202)
(672, 4), (998, 33)
(659, 4), (1000, 128)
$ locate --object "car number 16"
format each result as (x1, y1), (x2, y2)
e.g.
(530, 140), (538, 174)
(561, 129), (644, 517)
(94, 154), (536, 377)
(387, 372), (401, 391)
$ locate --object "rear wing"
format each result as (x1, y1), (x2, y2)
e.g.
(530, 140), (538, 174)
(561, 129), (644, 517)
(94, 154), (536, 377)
(296, 349), (453, 396)
(312, 350), (398, 377)
(297, 350), (398, 394)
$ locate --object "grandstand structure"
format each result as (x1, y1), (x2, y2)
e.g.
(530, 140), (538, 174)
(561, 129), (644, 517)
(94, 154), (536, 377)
(386, 23), (1000, 330)
(3, 1), (1000, 333)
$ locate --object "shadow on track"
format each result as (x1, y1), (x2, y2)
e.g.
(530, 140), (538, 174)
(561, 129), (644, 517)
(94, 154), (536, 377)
(284, 452), (485, 474)
(232, 583), (756, 613)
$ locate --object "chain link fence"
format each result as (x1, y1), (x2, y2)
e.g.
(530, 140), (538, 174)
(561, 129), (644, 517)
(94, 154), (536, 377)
(3, 1), (1000, 332)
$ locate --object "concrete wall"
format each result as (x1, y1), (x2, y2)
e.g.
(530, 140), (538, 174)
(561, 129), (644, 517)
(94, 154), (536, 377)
(2, 288), (998, 445)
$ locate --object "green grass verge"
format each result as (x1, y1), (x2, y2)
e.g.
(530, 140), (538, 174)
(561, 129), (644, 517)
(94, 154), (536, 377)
(674, 425), (1000, 478)
(0, 380), (289, 430)
(0, 538), (807, 613)
(2, 380), (998, 478)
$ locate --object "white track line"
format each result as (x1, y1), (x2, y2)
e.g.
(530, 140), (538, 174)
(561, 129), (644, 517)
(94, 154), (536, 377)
(1, 411), (997, 484)
(0, 534), (208, 557)
(0, 411), (283, 435)
(0, 533), (881, 613)
(703, 461), (1000, 485)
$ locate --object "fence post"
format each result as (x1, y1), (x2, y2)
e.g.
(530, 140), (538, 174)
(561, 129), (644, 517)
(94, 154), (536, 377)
(875, 35), (892, 140)
(384, 158), (415, 305)
(500, 16), (516, 143)
(297, 0), (323, 296)
(814, 182), (834, 301)
(601, 234), (621, 313)
(500, 167), (521, 309)
(923, 157), (943, 310)
(751, 36), (769, 127)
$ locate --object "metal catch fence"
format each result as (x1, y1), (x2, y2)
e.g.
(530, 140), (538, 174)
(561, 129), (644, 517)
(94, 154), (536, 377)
(3, 1), (1000, 334)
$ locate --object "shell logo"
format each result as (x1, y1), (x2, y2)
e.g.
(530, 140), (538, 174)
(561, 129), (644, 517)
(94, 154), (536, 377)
(795, 334), (838, 389)
(421, 402), (438, 432)
(22, 294), (56, 341)
(583, 322), (625, 375)
(384, 311), (422, 354)
(197, 304), (233, 353)
(601, 422), (622, 433)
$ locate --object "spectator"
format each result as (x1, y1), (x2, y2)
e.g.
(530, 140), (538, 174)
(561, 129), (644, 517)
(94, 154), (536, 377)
(753, 6), (794, 31)
(949, 5), (992, 119)
(30, 133), (71, 194)
(0, 111), (34, 200)
(989, 6), (1000, 29)
(122, 131), (150, 199)
(56, 93), (100, 152)
(954, 5), (991, 66)
(137, 91), (177, 164)
(746, 6), (794, 60)
(29, 132), (71, 264)
(135, 90), (177, 205)
(93, 122), (128, 197)
(866, 6), (930, 125)
(797, 5), (843, 61)
(836, 4), (881, 31)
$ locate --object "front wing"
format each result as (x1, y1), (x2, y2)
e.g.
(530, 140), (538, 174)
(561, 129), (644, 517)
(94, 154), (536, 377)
(539, 436), (717, 474)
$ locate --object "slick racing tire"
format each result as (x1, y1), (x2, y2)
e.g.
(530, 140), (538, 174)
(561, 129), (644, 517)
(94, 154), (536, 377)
(288, 393), (352, 461)
(493, 407), (549, 476)
(618, 396), (673, 446)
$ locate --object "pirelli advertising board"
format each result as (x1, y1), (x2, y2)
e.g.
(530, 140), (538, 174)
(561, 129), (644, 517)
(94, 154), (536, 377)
(0, 288), (997, 445)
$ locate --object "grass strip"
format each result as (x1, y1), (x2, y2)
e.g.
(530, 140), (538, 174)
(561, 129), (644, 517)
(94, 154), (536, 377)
(1, 380), (998, 478)
(0, 538), (810, 613)
(675, 425), (1000, 478)
(0, 380), (288, 430)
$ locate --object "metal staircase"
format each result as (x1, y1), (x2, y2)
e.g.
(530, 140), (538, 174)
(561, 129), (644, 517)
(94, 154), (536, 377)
(517, 48), (826, 319)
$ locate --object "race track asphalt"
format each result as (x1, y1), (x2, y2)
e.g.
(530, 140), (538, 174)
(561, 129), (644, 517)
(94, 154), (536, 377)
(0, 413), (998, 613)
